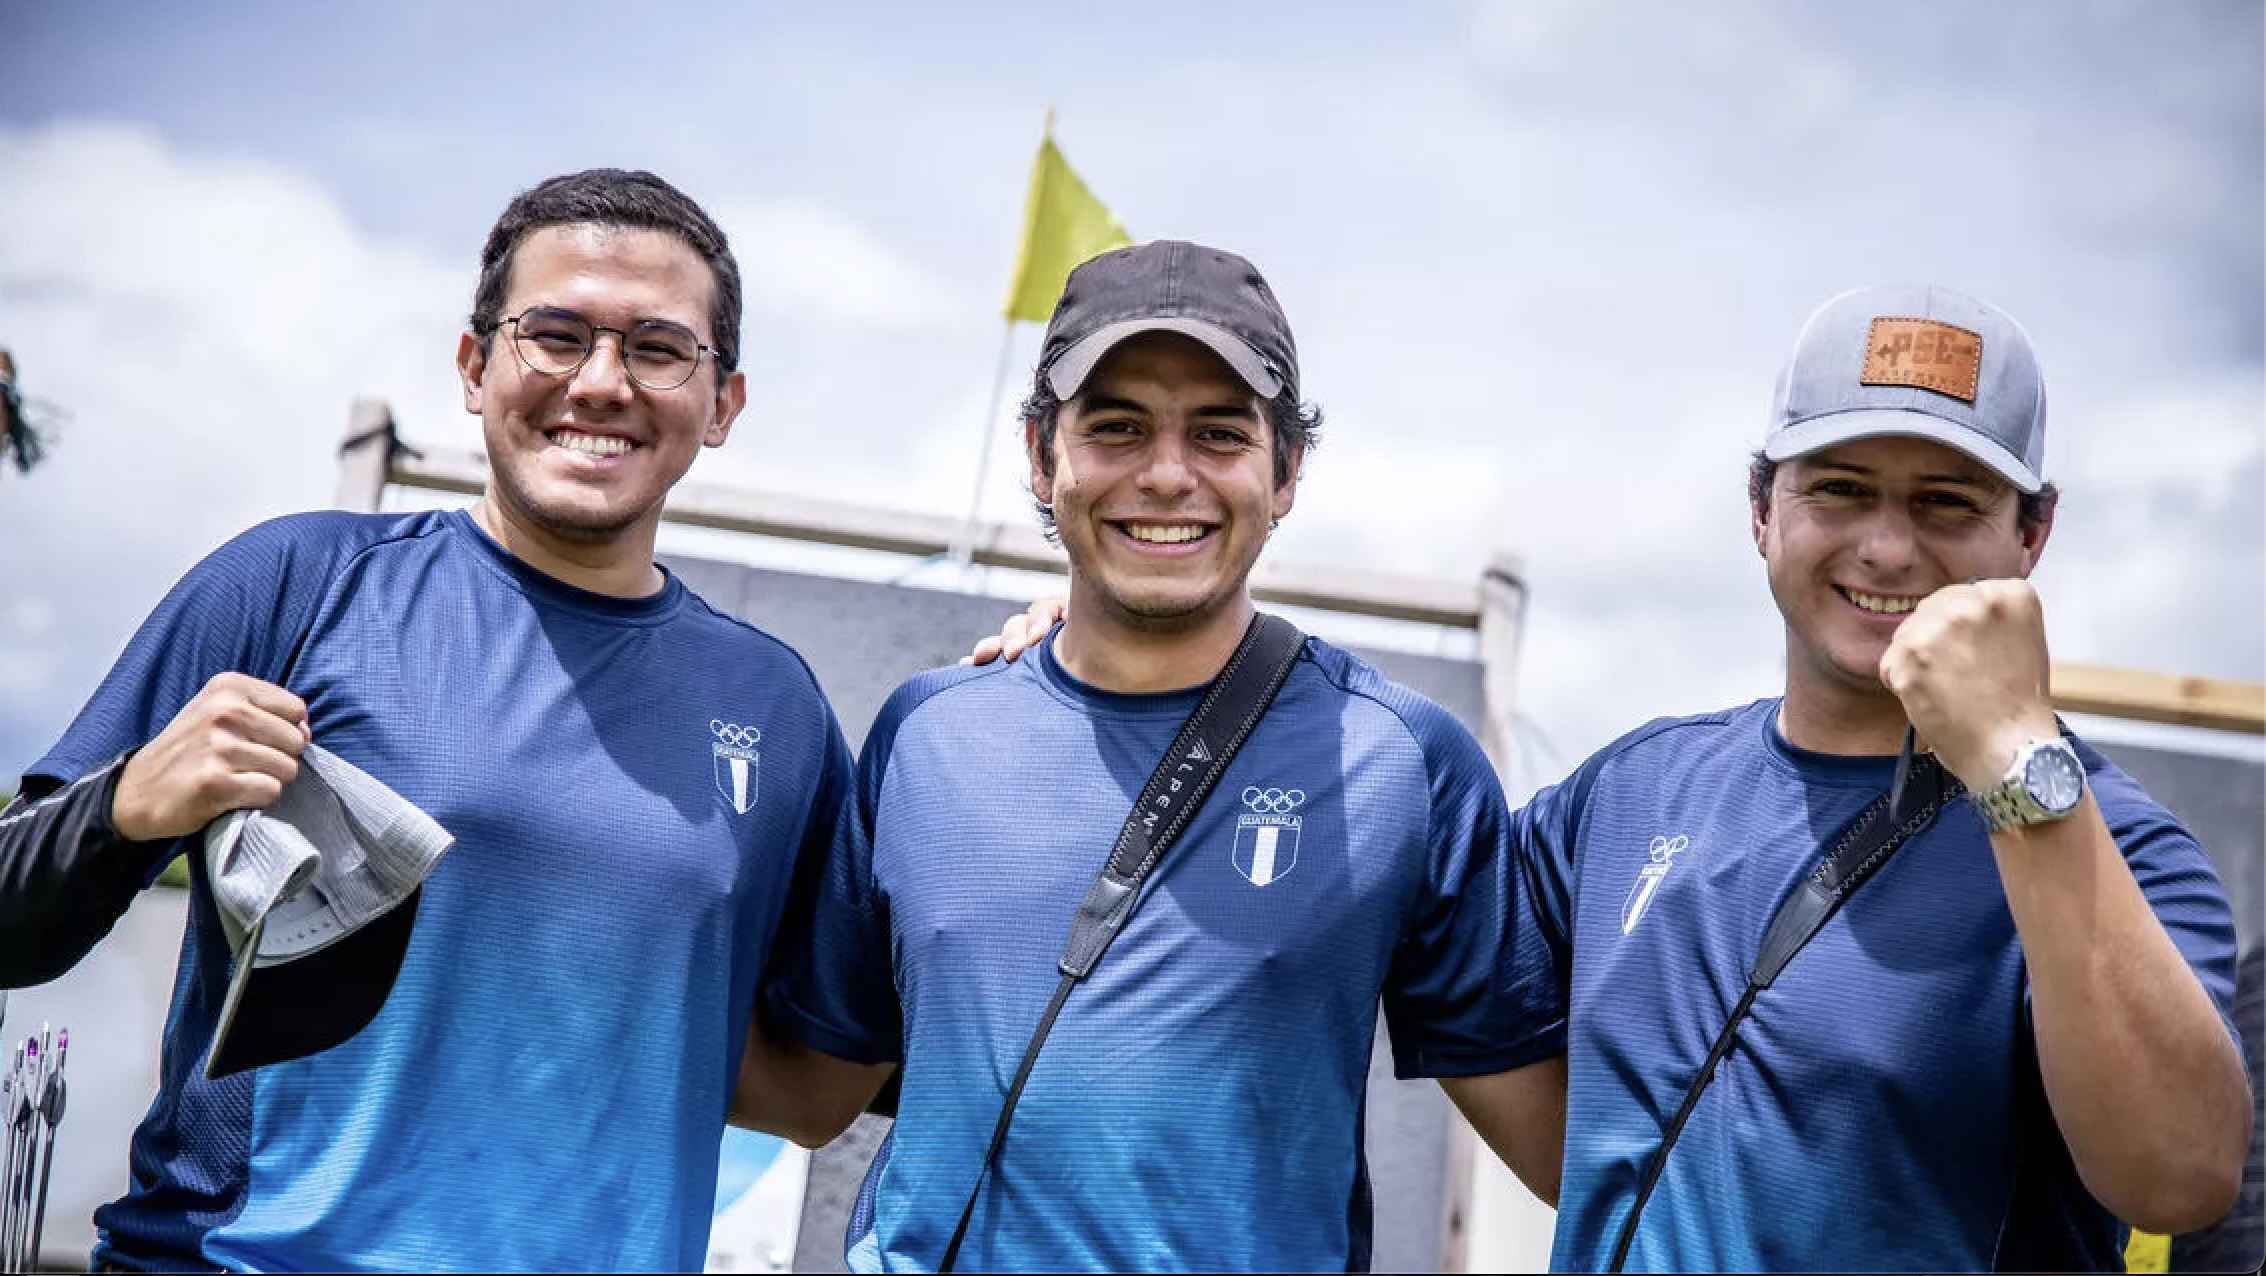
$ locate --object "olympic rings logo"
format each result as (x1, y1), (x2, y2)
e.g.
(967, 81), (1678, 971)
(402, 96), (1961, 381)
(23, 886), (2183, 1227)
(1648, 834), (1688, 864)
(711, 720), (762, 750)
(1241, 786), (1306, 814)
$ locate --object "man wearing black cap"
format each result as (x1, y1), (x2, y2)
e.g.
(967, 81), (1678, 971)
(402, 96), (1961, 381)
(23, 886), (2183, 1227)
(0, 169), (855, 1271)
(740, 241), (1568, 1272)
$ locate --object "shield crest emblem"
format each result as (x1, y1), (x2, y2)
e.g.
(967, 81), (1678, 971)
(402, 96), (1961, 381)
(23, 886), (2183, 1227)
(1620, 834), (1688, 934)
(712, 720), (762, 815)
(1620, 863), (1670, 934)
(1233, 816), (1301, 886)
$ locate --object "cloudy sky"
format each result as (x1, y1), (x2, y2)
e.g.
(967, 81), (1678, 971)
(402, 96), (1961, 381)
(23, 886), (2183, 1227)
(2, 0), (2260, 785)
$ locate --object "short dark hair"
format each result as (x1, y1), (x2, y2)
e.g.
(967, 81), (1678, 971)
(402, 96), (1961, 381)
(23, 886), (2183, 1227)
(1747, 450), (2059, 530)
(1018, 376), (1323, 539)
(468, 169), (741, 373)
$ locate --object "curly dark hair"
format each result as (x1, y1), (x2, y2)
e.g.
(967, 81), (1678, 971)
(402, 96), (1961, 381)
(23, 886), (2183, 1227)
(1747, 450), (2058, 530)
(1018, 375), (1322, 540)
(467, 169), (741, 373)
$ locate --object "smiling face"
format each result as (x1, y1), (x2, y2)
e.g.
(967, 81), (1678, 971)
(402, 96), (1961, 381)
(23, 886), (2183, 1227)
(456, 223), (745, 554)
(1754, 433), (2051, 705)
(1029, 332), (1298, 634)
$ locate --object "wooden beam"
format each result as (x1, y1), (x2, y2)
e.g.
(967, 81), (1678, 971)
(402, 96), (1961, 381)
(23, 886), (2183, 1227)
(2053, 663), (2266, 735)
(335, 399), (396, 513)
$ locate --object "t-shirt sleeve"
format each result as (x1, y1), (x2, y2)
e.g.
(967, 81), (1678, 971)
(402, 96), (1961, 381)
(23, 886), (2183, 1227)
(762, 695), (905, 1067)
(26, 516), (342, 801)
(2089, 775), (2242, 1045)
(1504, 758), (1587, 994)
(1383, 710), (1568, 1079)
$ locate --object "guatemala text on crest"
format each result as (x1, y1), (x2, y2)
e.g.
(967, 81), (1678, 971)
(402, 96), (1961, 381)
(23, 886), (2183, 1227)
(712, 719), (762, 815)
(1233, 785), (1305, 886)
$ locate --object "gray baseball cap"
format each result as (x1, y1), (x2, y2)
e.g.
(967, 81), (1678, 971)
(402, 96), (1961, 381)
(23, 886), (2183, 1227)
(1037, 240), (1299, 402)
(202, 742), (452, 1078)
(1764, 284), (2048, 493)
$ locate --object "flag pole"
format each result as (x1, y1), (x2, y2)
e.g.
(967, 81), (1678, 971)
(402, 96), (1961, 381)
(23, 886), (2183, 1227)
(946, 315), (1021, 574)
(947, 105), (1056, 579)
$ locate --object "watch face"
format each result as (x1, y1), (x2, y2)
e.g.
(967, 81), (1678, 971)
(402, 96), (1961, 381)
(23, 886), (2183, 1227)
(2024, 743), (2085, 815)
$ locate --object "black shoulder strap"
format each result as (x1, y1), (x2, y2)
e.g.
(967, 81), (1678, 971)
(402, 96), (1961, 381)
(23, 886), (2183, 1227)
(938, 613), (1306, 1272)
(1750, 751), (1962, 989)
(1606, 751), (1965, 1273)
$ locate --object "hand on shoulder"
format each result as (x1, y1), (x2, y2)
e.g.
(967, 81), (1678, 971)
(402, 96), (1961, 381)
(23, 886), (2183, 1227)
(961, 595), (1067, 666)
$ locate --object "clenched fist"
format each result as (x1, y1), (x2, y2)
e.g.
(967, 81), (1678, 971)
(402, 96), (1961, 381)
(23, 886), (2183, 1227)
(111, 673), (311, 843)
(1877, 579), (2059, 794)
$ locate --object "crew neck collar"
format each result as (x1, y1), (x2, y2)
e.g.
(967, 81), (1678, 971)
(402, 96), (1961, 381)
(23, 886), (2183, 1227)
(1030, 624), (1211, 720)
(446, 508), (684, 625)
(1758, 698), (1902, 788)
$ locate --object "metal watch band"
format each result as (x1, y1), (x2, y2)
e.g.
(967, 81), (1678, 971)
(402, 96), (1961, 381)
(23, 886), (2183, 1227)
(1971, 738), (2081, 833)
(1972, 779), (2033, 833)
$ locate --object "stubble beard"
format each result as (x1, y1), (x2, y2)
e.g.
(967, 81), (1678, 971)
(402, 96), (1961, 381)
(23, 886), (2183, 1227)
(1781, 601), (1908, 721)
(1066, 541), (1257, 636)
(1108, 583), (1240, 634)
(490, 456), (655, 546)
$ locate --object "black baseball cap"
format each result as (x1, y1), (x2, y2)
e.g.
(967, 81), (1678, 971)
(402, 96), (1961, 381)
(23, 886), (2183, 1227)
(1037, 241), (1299, 402)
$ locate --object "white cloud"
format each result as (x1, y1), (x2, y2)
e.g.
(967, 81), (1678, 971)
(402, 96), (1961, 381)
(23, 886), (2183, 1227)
(2055, 377), (2264, 510)
(0, 121), (471, 775)
(2036, 375), (2265, 681)
(711, 197), (962, 329)
(0, 125), (1005, 778)
(1270, 1), (2263, 765)
(4, 1), (2258, 781)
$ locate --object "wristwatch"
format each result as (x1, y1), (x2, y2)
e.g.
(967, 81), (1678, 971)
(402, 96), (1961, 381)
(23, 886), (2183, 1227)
(1971, 737), (2086, 833)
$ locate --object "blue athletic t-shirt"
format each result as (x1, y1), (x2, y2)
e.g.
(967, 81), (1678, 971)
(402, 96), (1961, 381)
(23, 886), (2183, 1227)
(767, 629), (1565, 1273)
(30, 509), (852, 1272)
(1521, 698), (2240, 1273)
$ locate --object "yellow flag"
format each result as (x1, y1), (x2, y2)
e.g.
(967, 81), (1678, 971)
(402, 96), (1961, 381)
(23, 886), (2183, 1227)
(2123, 1228), (2170, 1273)
(1002, 127), (1133, 322)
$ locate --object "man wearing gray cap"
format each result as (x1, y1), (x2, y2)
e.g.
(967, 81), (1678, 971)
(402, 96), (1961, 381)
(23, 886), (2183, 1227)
(1533, 284), (2246, 1272)
(975, 283), (2250, 1271)
(737, 241), (1570, 1273)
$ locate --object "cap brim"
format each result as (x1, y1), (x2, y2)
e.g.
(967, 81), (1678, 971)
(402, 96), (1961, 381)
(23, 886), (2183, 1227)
(1046, 317), (1282, 400)
(1763, 409), (2043, 494)
(205, 885), (420, 1080)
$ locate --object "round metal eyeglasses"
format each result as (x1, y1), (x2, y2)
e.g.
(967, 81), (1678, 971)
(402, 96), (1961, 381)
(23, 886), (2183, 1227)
(499, 306), (718, 391)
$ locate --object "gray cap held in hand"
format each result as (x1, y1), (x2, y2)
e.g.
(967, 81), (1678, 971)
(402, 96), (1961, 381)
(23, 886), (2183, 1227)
(203, 742), (452, 1079)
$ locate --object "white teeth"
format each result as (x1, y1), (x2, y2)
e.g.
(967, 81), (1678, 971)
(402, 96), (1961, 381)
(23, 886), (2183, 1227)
(1846, 589), (1920, 615)
(1124, 524), (1208, 544)
(550, 431), (634, 458)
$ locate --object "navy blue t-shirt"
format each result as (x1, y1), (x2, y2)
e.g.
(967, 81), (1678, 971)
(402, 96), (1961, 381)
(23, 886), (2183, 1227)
(768, 630), (1564, 1272)
(1523, 698), (2240, 1273)
(30, 509), (852, 1272)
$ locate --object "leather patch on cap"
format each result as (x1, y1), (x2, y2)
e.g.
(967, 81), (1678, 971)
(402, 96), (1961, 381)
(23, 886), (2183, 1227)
(1861, 317), (1982, 402)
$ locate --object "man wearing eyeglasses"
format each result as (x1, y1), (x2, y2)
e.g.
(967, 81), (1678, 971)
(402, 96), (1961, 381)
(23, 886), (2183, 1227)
(0, 169), (854, 1271)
